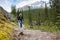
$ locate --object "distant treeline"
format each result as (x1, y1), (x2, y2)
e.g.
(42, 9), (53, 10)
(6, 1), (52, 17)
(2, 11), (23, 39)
(10, 0), (60, 29)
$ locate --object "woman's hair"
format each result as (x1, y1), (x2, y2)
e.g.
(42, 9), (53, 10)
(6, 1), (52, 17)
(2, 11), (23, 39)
(19, 13), (22, 16)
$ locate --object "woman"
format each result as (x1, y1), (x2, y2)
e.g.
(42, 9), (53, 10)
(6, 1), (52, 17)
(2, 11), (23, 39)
(18, 13), (23, 28)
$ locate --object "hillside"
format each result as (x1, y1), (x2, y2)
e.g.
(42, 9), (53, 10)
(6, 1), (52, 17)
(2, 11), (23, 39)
(0, 7), (18, 40)
(0, 6), (10, 21)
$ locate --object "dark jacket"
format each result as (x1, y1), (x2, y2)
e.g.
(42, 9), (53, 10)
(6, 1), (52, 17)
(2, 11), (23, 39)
(17, 16), (23, 20)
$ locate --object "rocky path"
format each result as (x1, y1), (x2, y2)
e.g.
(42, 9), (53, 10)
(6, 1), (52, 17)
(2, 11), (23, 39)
(11, 25), (60, 40)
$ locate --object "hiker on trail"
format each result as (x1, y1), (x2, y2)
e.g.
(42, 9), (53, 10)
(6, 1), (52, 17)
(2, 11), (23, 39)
(18, 13), (23, 28)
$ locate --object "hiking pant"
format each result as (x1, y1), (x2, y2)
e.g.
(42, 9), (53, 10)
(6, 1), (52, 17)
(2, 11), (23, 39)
(18, 20), (22, 28)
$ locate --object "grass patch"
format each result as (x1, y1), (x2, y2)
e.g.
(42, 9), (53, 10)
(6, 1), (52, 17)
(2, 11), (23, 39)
(25, 24), (60, 34)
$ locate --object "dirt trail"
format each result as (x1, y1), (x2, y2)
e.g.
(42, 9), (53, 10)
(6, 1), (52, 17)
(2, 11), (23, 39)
(11, 25), (60, 40)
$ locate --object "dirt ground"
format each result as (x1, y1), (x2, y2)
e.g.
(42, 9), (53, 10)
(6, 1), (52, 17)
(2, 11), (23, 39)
(11, 25), (60, 40)
(11, 26), (60, 40)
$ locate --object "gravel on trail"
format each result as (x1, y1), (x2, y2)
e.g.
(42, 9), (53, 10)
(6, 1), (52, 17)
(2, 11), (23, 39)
(11, 26), (60, 40)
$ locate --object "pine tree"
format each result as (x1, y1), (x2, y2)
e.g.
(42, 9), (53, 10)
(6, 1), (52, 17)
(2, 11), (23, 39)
(44, 3), (50, 26)
(45, 3), (49, 20)
(50, 0), (60, 28)
(16, 9), (20, 17)
(11, 5), (17, 21)
(11, 5), (17, 17)
(37, 10), (41, 26)
(28, 6), (32, 27)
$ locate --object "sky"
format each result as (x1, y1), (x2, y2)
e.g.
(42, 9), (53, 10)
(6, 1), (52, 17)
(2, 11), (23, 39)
(0, 0), (49, 12)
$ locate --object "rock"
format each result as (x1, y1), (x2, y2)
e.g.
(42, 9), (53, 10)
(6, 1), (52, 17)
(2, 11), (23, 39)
(0, 6), (10, 21)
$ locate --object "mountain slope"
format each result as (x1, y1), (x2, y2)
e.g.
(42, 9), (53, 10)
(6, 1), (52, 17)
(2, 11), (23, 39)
(0, 6), (10, 21)
(0, 7), (18, 40)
